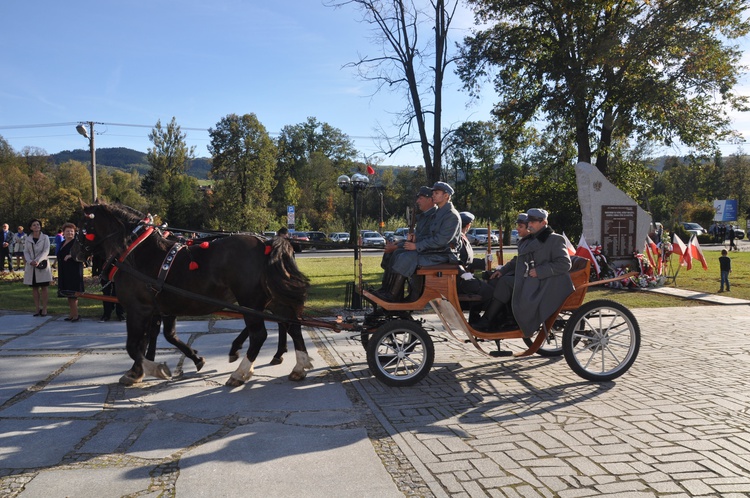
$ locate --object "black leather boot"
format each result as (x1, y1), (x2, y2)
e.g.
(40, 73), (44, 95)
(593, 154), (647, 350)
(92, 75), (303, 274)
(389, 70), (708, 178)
(373, 274), (407, 302)
(472, 300), (505, 331)
(374, 270), (393, 293)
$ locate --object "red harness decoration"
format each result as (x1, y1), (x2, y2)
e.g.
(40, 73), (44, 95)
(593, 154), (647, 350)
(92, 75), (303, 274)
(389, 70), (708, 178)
(107, 226), (155, 281)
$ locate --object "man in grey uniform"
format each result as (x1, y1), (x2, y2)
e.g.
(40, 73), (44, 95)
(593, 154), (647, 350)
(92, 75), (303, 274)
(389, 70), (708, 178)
(374, 181), (462, 302)
(474, 208), (574, 335)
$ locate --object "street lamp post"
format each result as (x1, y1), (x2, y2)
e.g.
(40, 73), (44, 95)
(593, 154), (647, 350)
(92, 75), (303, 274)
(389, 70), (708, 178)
(338, 173), (370, 310)
(76, 122), (97, 202)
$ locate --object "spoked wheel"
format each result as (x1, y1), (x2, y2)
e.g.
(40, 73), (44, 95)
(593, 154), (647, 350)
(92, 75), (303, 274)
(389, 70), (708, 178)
(563, 299), (640, 381)
(523, 311), (572, 357)
(366, 320), (434, 387)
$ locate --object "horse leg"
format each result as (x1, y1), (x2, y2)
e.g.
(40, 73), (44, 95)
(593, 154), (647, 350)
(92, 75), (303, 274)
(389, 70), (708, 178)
(121, 315), (171, 386)
(286, 321), (313, 381)
(226, 318), (267, 387)
(145, 315), (161, 361)
(270, 322), (289, 365)
(162, 315), (205, 371)
(228, 327), (250, 363)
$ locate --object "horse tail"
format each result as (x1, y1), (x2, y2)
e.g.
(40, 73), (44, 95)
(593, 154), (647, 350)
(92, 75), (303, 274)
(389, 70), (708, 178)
(263, 237), (310, 317)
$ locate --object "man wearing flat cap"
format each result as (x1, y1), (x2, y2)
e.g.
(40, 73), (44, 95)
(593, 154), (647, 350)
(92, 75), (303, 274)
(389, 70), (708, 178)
(374, 181), (462, 302)
(474, 208), (574, 335)
(377, 186), (437, 296)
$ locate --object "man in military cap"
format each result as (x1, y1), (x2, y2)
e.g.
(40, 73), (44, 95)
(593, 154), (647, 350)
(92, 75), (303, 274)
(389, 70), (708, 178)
(474, 208), (574, 335)
(374, 181), (462, 302)
(376, 186), (436, 296)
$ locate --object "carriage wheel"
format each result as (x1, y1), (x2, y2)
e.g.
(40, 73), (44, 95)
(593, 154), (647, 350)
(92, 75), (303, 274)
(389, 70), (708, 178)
(522, 311), (572, 357)
(563, 299), (640, 382)
(366, 320), (434, 387)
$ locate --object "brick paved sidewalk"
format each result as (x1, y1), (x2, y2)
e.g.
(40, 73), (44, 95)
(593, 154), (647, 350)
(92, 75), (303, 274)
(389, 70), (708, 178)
(315, 305), (750, 497)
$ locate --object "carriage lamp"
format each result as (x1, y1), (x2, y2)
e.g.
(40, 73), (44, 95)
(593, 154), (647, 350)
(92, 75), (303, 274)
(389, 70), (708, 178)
(338, 173), (370, 309)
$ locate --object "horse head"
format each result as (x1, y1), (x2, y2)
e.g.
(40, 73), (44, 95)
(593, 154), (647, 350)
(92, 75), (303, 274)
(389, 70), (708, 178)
(71, 201), (148, 263)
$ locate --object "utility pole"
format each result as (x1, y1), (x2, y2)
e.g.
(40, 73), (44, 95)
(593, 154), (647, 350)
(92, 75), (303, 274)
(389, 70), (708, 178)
(76, 122), (97, 202)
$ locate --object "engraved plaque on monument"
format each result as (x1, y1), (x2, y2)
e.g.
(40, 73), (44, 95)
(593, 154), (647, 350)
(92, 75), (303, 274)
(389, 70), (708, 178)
(601, 206), (637, 258)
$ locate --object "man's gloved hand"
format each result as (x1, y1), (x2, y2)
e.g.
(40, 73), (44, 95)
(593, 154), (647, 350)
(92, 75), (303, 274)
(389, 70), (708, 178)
(460, 272), (474, 281)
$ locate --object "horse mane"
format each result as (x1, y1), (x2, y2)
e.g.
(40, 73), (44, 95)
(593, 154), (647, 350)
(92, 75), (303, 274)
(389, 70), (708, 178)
(265, 237), (310, 316)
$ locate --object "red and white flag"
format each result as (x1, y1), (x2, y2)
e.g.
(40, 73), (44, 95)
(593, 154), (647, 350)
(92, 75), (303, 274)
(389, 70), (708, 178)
(576, 234), (601, 276)
(561, 232), (577, 256)
(672, 234), (692, 270)
(646, 235), (662, 273)
(689, 235), (708, 270)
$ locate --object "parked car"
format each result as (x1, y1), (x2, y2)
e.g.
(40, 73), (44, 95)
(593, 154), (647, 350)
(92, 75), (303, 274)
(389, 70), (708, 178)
(329, 232), (350, 244)
(510, 229), (519, 245)
(290, 231), (309, 242)
(306, 231), (329, 248)
(730, 226), (746, 240)
(392, 227), (410, 243)
(383, 231), (395, 243)
(361, 231), (386, 248)
(466, 227), (499, 246)
(681, 222), (706, 237)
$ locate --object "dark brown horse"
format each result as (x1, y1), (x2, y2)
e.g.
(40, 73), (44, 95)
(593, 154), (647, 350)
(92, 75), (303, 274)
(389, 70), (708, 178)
(71, 201), (311, 387)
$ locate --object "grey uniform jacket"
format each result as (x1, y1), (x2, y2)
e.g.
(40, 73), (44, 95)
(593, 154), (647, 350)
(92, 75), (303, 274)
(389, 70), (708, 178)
(391, 202), (461, 277)
(511, 226), (574, 337)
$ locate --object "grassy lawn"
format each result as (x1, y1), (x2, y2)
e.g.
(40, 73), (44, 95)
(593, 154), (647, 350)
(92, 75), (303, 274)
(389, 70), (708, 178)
(0, 251), (745, 317)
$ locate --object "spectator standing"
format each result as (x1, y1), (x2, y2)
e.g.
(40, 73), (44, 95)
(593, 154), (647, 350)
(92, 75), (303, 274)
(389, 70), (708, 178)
(728, 225), (737, 252)
(23, 219), (53, 316)
(57, 223), (84, 321)
(719, 249), (731, 292)
(11, 225), (26, 270)
(1, 223), (13, 272)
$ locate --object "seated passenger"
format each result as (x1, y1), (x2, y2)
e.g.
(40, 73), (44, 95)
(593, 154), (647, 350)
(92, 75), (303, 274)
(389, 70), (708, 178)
(471, 212), (530, 328)
(456, 211), (493, 323)
(373, 182), (462, 302)
(474, 208), (574, 335)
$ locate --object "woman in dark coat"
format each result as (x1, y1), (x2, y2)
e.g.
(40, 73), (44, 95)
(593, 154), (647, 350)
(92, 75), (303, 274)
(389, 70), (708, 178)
(57, 222), (84, 321)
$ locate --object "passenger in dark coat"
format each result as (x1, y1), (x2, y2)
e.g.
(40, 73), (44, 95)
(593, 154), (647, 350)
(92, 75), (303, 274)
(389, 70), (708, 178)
(476, 209), (574, 336)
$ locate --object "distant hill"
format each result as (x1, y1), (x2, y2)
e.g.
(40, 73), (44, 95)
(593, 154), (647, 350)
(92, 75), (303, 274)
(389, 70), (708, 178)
(50, 147), (211, 179)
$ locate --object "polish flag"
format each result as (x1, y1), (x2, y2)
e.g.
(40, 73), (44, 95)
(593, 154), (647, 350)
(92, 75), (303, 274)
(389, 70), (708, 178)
(689, 235), (708, 270)
(561, 232), (577, 256)
(575, 234), (601, 276)
(646, 235), (662, 273)
(672, 234), (692, 270)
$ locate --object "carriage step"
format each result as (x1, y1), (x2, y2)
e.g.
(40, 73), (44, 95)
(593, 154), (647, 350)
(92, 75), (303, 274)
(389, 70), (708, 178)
(489, 350), (513, 357)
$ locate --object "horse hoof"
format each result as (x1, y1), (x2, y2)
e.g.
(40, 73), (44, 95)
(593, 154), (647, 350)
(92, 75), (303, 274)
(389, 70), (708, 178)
(270, 356), (283, 365)
(288, 371), (306, 382)
(225, 377), (244, 387)
(119, 374), (141, 386)
(155, 363), (172, 380)
(195, 357), (206, 371)
(228, 351), (240, 363)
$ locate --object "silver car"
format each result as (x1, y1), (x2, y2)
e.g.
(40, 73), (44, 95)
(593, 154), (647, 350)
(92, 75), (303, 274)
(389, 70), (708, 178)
(361, 231), (386, 248)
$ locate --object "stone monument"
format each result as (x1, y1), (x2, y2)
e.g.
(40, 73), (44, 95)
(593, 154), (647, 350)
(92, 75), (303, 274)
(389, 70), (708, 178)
(575, 161), (652, 261)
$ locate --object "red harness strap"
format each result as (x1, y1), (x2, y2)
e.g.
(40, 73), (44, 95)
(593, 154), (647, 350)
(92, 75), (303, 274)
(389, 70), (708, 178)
(107, 226), (155, 281)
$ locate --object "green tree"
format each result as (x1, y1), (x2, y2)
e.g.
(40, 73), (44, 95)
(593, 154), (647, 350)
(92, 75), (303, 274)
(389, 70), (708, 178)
(459, 0), (750, 177)
(208, 114), (277, 231)
(143, 117), (203, 227)
(274, 117), (358, 221)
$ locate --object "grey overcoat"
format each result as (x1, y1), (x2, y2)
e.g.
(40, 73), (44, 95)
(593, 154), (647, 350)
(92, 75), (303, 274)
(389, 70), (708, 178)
(511, 226), (574, 337)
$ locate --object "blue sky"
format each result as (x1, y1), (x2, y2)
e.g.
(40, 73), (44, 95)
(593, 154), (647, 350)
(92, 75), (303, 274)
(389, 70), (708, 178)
(0, 0), (492, 166)
(1, 1), (748, 166)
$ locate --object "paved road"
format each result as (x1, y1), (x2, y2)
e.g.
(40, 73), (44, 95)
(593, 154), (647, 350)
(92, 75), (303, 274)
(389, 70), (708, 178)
(2, 302), (750, 497)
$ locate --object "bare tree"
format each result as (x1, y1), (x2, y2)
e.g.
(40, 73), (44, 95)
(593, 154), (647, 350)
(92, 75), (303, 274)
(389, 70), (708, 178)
(328, 0), (459, 184)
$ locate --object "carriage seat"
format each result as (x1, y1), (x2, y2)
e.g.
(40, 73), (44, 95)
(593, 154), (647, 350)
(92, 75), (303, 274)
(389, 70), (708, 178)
(570, 255), (589, 272)
(415, 262), (461, 274)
